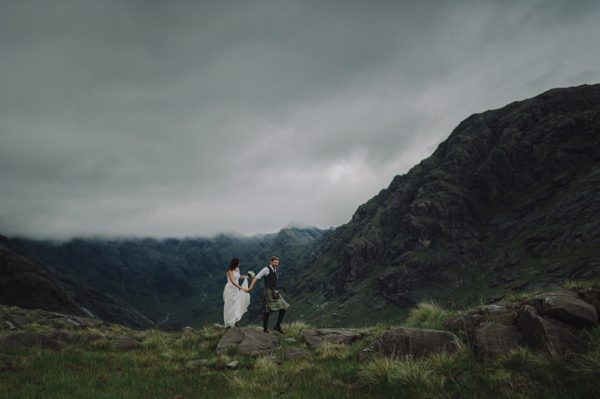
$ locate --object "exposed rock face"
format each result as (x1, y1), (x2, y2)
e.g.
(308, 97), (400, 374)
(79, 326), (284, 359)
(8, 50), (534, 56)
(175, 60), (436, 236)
(518, 305), (581, 353)
(521, 290), (598, 328)
(471, 322), (521, 361)
(442, 290), (598, 358)
(289, 83), (600, 322)
(0, 237), (156, 330)
(442, 303), (519, 333)
(359, 327), (462, 362)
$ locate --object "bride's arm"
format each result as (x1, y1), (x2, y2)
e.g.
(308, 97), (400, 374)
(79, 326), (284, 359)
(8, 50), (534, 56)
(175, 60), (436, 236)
(227, 270), (243, 289)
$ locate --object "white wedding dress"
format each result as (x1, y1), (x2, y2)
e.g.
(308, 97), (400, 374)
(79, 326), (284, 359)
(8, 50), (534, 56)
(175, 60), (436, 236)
(223, 269), (250, 327)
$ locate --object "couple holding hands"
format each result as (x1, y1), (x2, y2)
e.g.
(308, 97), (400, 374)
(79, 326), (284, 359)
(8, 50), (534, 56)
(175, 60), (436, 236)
(223, 256), (289, 334)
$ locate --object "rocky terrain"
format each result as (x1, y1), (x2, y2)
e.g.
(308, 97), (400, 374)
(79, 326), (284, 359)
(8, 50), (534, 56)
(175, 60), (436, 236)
(287, 83), (600, 324)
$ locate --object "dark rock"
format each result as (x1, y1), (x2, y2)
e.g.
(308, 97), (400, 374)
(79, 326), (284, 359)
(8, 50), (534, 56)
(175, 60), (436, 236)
(471, 322), (522, 361)
(216, 328), (278, 355)
(521, 290), (598, 328)
(518, 305), (581, 353)
(0, 332), (66, 351)
(359, 327), (462, 362)
(300, 328), (370, 350)
(442, 303), (519, 333)
(238, 329), (279, 355)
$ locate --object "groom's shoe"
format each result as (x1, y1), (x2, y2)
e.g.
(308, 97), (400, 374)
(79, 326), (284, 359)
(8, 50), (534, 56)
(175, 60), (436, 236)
(263, 329), (269, 334)
(273, 325), (286, 334)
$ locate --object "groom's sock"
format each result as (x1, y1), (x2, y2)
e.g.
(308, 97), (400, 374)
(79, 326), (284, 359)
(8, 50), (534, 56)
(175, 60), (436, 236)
(263, 313), (270, 332)
(274, 309), (286, 329)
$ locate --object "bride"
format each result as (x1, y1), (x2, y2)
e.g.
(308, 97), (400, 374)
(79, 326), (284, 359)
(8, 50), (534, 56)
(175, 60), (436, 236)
(223, 257), (250, 328)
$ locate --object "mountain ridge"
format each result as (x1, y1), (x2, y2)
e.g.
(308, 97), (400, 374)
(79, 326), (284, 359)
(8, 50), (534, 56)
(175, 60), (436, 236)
(285, 83), (600, 325)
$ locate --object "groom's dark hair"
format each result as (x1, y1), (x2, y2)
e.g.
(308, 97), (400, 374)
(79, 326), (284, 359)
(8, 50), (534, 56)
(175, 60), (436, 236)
(270, 256), (279, 262)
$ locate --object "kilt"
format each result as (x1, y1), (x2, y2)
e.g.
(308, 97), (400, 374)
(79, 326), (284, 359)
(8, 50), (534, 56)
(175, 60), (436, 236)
(263, 288), (290, 313)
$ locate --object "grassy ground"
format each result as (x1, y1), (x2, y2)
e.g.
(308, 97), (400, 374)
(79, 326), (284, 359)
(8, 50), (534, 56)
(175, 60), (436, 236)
(2, 285), (600, 398)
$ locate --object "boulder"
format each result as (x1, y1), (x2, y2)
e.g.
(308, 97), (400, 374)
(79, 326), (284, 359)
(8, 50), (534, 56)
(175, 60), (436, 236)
(471, 322), (522, 361)
(300, 328), (370, 350)
(521, 290), (598, 328)
(0, 332), (66, 351)
(115, 338), (142, 351)
(359, 327), (462, 363)
(518, 305), (580, 353)
(238, 329), (279, 355)
(442, 303), (519, 333)
(216, 328), (278, 355)
(284, 348), (314, 360)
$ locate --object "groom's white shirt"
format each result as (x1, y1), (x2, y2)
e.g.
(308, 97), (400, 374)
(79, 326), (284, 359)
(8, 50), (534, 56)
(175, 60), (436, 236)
(254, 265), (275, 280)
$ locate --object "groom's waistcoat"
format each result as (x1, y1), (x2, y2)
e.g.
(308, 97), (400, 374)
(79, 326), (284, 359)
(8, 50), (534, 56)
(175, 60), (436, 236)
(264, 266), (278, 290)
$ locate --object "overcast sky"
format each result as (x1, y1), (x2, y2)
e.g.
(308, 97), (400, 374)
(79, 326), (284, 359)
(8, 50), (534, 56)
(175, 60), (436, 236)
(1, 0), (599, 240)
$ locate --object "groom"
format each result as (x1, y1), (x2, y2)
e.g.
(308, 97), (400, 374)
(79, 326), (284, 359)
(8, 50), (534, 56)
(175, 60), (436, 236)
(246, 256), (289, 334)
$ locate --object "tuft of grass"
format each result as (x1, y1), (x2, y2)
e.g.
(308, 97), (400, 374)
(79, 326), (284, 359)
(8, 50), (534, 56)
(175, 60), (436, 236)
(561, 278), (600, 290)
(405, 301), (456, 330)
(315, 342), (352, 360)
(357, 354), (445, 394)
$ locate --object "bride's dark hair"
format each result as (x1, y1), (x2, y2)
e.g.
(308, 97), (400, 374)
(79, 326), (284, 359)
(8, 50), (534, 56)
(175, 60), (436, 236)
(228, 257), (241, 271)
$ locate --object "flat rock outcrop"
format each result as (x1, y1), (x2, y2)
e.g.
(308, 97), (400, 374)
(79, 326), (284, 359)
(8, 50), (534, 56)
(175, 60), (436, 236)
(521, 290), (598, 328)
(300, 328), (370, 350)
(0, 332), (66, 351)
(216, 328), (278, 355)
(359, 327), (462, 363)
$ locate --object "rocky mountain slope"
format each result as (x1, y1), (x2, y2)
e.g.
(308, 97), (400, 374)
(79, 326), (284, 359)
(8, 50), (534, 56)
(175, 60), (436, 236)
(0, 236), (155, 329)
(286, 83), (600, 325)
(8, 228), (325, 328)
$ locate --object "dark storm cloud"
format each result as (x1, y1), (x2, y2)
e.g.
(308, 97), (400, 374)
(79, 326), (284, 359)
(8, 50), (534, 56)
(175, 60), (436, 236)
(1, 0), (599, 239)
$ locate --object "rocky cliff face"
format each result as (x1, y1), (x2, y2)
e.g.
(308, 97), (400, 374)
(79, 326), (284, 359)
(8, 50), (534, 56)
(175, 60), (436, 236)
(287, 84), (600, 324)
